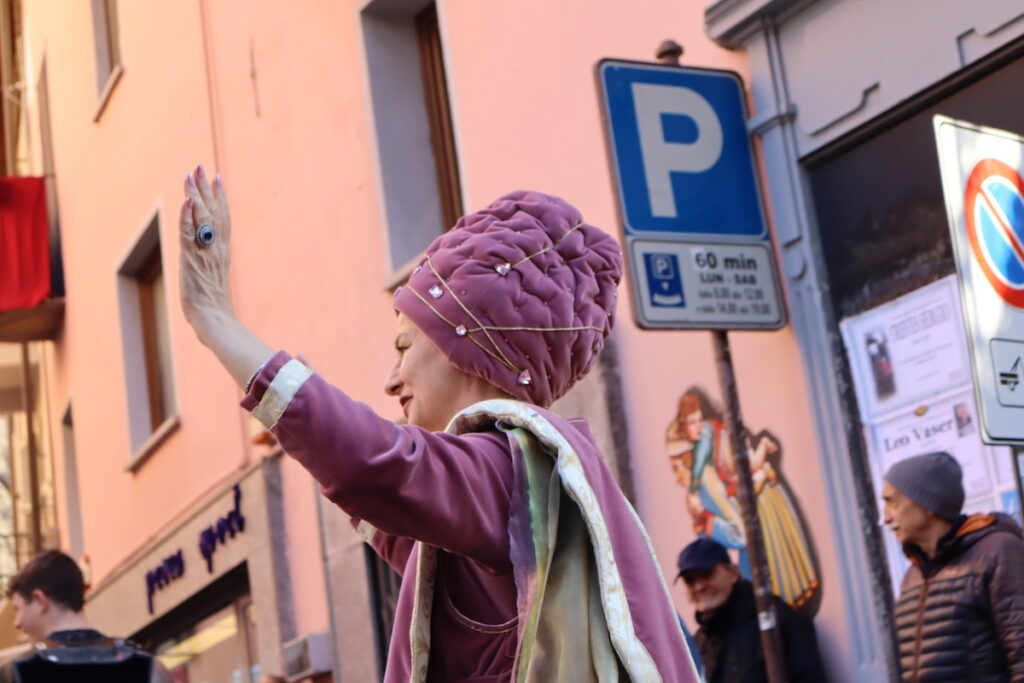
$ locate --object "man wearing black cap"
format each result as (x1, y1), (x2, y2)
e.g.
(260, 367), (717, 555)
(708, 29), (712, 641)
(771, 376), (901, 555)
(677, 537), (826, 682)
(882, 451), (1024, 680)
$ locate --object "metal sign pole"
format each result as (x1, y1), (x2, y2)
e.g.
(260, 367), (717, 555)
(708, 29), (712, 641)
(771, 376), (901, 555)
(1013, 447), (1024, 525)
(712, 329), (788, 683)
(630, 43), (788, 683)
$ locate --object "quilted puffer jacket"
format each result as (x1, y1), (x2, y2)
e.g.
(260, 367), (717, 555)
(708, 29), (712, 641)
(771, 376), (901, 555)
(894, 512), (1024, 682)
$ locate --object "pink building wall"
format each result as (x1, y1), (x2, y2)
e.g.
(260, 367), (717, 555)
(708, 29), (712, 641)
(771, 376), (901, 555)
(24, 0), (336, 641)
(442, 1), (852, 675)
(25, 0), (240, 579)
(24, 0), (852, 676)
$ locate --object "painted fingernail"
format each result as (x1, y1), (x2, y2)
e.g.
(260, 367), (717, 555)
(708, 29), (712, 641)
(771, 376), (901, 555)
(187, 173), (196, 188)
(197, 164), (205, 179)
(214, 173), (222, 188)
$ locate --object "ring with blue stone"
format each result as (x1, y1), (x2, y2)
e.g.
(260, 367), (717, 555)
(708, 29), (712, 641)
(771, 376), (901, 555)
(195, 224), (215, 248)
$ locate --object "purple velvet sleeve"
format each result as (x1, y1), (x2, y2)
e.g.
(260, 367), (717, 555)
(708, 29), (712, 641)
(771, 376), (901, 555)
(352, 518), (416, 575)
(242, 351), (513, 573)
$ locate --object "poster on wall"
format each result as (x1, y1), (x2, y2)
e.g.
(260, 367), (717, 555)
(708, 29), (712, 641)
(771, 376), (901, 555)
(841, 275), (1023, 592)
(665, 387), (822, 616)
(866, 389), (1022, 588)
(840, 276), (971, 422)
(867, 390), (993, 500)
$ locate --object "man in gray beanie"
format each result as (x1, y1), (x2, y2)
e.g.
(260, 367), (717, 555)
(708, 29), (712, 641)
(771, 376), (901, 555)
(882, 451), (1024, 681)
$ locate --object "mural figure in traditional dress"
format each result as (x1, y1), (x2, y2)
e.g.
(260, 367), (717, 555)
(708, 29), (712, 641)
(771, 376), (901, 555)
(666, 387), (822, 615)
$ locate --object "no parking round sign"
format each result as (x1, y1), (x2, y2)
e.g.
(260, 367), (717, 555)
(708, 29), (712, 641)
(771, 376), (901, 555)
(936, 116), (1024, 443)
(964, 158), (1024, 308)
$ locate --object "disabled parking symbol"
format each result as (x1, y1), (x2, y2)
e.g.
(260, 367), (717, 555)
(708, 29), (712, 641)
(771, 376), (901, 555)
(644, 252), (685, 307)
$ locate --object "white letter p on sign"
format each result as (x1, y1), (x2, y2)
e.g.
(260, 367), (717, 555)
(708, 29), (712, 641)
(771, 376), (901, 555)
(631, 83), (723, 218)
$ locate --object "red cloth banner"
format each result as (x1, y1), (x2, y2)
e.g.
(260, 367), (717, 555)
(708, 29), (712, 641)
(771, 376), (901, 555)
(0, 177), (49, 312)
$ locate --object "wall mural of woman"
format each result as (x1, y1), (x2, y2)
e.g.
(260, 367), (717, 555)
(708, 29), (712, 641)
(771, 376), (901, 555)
(666, 387), (822, 616)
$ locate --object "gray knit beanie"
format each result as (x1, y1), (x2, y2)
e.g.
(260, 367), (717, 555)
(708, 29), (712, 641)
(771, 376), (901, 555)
(884, 451), (964, 522)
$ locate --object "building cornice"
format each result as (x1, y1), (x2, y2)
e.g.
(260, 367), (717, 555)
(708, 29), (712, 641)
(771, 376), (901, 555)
(705, 0), (814, 48)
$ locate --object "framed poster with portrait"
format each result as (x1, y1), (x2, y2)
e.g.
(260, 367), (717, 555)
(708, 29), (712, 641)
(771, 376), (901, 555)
(840, 276), (971, 422)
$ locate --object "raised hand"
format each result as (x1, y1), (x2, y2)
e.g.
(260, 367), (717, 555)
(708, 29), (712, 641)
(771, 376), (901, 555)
(179, 164), (234, 342)
(176, 165), (274, 390)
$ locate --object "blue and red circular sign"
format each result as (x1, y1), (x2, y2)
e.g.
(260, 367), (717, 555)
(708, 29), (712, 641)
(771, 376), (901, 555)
(965, 159), (1024, 308)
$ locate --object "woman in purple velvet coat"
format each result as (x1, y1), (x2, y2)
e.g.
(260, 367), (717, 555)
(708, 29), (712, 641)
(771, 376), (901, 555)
(178, 164), (699, 683)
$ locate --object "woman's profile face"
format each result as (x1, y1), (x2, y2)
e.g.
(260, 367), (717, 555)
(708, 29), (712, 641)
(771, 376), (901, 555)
(384, 313), (502, 431)
(684, 409), (705, 442)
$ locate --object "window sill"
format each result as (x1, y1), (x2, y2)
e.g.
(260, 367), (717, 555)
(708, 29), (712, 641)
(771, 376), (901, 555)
(381, 251), (425, 292)
(93, 63), (124, 123)
(126, 414), (180, 472)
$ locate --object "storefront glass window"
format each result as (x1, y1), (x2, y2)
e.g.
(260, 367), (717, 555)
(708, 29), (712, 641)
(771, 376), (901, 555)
(0, 342), (59, 588)
(156, 598), (258, 683)
(808, 51), (1024, 319)
(0, 415), (16, 582)
(808, 47), (1024, 593)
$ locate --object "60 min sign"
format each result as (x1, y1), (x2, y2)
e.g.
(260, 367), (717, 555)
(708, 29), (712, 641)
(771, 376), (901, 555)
(692, 247), (760, 283)
(628, 238), (784, 329)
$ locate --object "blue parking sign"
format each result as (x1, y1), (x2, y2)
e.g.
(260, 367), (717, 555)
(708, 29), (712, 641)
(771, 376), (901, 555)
(599, 60), (766, 240)
(597, 58), (784, 331)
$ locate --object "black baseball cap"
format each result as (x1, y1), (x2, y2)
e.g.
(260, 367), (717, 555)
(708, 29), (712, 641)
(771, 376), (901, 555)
(676, 537), (731, 578)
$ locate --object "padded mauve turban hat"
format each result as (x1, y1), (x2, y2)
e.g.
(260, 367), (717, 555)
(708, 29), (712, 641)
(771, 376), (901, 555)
(393, 190), (623, 408)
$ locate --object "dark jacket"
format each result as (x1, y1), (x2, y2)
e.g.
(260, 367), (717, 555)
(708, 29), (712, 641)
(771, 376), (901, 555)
(695, 579), (828, 683)
(895, 512), (1024, 682)
(1, 629), (172, 683)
